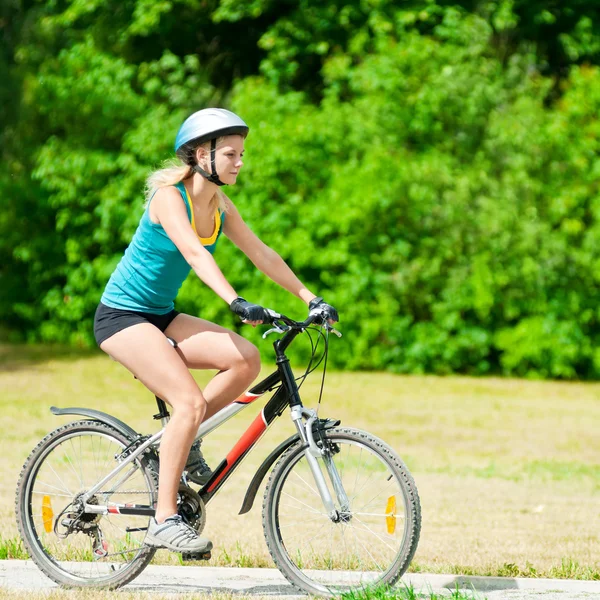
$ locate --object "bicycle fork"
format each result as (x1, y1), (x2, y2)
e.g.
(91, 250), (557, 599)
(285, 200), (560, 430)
(290, 407), (350, 520)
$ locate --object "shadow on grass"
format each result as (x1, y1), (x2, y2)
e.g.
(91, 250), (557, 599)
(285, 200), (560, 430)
(0, 343), (101, 372)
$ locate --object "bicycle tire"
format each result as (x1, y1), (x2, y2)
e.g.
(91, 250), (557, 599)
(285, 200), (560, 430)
(15, 420), (158, 589)
(262, 427), (421, 596)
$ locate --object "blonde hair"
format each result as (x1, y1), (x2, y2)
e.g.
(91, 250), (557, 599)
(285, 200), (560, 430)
(144, 137), (229, 213)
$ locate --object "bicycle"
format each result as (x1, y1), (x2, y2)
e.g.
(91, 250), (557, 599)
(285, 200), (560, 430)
(15, 308), (421, 596)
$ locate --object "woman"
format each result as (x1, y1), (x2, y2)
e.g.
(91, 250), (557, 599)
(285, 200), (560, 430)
(94, 108), (338, 554)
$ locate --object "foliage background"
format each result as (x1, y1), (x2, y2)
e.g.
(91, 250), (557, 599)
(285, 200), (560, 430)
(2, 0), (600, 379)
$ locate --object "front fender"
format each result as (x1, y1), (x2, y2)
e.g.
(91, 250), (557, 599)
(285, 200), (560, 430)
(50, 406), (139, 441)
(239, 433), (301, 515)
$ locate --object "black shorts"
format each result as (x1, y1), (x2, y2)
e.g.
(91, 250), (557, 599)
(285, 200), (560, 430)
(93, 302), (180, 347)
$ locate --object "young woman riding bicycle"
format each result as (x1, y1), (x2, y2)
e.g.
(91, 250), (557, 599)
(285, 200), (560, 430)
(93, 108), (338, 555)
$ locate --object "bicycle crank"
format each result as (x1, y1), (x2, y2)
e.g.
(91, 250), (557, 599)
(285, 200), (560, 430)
(177, 484), (206, 534)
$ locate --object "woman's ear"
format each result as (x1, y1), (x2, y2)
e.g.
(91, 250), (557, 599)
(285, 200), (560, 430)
(195, 146), (209, 167)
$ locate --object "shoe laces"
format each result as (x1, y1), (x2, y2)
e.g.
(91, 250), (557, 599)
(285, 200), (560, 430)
(165, 514), (198, 540)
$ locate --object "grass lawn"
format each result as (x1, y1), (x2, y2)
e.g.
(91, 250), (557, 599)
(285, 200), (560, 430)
(1, 343), (599, 580)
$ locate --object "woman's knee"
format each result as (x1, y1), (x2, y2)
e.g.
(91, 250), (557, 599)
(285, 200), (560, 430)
(237, 342), (261, 379)
(169, 393), (207, 426)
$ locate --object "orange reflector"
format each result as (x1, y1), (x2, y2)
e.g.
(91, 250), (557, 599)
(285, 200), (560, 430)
(385, 495), (396, 534)
(42, 495), (53, 533)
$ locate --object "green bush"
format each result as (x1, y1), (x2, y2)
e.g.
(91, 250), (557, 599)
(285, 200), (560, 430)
(3, 3), (600, 379)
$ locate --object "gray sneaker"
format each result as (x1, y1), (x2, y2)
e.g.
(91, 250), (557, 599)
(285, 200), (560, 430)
(145, 515), (212, 553)
(185, 440), (213, 485)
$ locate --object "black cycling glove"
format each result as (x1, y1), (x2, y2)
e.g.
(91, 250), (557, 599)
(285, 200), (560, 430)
(308, 296), (339, 323)
(230, 297), (269, 322)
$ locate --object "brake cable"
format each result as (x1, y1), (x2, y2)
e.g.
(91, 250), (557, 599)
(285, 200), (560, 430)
(315, 328), (330, 415)
(265, 314), (331, 409)
(295, 326), (327, 388)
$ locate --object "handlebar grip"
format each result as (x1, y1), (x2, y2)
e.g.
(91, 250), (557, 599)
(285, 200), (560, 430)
(262, 308), (329, 330)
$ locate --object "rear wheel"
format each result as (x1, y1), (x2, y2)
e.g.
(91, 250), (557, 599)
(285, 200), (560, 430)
(15, 420), (158, 588)
(262, 427), (421, 596)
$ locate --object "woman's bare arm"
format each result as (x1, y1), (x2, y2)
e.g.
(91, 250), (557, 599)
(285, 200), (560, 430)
(222, 198), (316, 305)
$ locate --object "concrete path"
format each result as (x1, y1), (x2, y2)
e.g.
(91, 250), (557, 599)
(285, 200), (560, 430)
(2, 560), (600, 598)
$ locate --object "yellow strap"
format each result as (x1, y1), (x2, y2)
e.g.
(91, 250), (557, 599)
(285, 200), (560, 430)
(183, 186), (221, 245)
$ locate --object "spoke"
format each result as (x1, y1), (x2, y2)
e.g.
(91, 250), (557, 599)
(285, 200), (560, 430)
(295, 525), (331, 556)
(101, 435), (118, 475)
(102, 464), (140, 499)
(353, 478), (397, 514)
(95, 435), (110, 481)
(79, 435), (84, 488)
(32, 489), (72, 498)
(42, 464), (73, 497)
(349, 516), (398, 554)
(340, 517), (359, 572)
(335, 441), (346, 487)
(281, 492), (326, 515)
(279, 515), (328, 529)
(60, 443), (85, 489)
(351, 447), (363, 500)
(282, 520), (333, 546)
(352, 512), (404, 518)
(103, 516), (133, 538)
(70, 437), (85, 488)
(328, 519), (334, 569)
(85, 458), (134, 497)
(289, 465), (322, 499)
(279, 502), (326, 515)
(348, 470), (379, 505)
(347, 523), (385, 572)
(102, 546), (144, 559)
(91, 435), (99, 484)
(97, 436), (114, 487)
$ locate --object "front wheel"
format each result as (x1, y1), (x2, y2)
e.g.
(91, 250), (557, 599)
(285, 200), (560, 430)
(262, 427), (421, 597)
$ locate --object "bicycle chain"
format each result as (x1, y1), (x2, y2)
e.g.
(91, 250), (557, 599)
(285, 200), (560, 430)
(97, 490), (152, 495)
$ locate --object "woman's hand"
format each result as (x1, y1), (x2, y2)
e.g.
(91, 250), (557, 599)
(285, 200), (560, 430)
(308, 297), (339, 325)
(230, 297), (269, 327)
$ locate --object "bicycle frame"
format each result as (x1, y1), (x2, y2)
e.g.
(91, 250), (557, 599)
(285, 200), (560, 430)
(80, 323), (342, 520)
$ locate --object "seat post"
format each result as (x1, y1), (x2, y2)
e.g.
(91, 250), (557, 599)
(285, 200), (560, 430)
(154, 396), (170, 425)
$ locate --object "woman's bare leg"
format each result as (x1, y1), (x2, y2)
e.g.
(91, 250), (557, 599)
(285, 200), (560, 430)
(100, 323), (207, 523)
(164, 314), (262, 419)
(99, 315), (261, 522)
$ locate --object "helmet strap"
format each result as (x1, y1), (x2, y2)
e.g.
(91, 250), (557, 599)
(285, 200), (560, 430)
(192, 139), (226, 186)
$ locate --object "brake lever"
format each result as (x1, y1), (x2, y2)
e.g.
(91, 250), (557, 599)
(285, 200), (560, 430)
(324, 322), (342, 337)
(262, 322), (289, 339)
(309, 309), (343, 338)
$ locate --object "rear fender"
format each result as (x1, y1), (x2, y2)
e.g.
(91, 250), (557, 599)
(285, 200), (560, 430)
(50, 406), (139, 441)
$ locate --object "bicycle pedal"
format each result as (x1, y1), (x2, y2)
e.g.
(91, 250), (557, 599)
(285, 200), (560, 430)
(181, 551), (211, 562)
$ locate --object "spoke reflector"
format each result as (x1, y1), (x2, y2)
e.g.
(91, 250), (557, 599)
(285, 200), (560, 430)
(42, 495), (53, 533)
(385, 495), (396, 534)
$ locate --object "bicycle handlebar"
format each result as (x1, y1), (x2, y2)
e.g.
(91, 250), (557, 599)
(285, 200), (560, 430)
(261, 309), (342, 339)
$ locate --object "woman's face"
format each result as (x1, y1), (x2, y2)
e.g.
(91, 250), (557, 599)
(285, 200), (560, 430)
(196, 135), (245, 185)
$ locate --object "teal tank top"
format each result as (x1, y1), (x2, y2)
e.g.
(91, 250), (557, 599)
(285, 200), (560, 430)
(101, 182), (226, 314)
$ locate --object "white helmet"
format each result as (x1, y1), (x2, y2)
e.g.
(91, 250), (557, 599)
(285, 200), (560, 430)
(174, 108), (248, 185)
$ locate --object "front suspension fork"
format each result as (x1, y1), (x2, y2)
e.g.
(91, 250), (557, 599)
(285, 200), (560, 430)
(290, 407), (350, 519)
